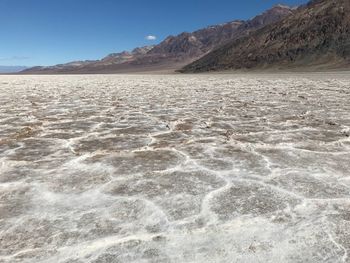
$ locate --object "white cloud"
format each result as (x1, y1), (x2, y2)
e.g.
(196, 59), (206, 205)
(145, 35), (157, 41)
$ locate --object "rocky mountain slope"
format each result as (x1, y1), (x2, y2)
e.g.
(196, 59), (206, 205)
(21, 5), (294, 74)
(181, 0), (350, 72)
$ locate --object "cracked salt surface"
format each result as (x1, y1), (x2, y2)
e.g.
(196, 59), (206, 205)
(0, 73), (350, 262)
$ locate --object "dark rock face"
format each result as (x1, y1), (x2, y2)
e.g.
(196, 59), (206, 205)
(181, 0), (350, 72)
(21, 5), (293, 74)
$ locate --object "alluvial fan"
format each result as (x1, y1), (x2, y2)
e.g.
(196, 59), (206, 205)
(0, 74), (350, 263)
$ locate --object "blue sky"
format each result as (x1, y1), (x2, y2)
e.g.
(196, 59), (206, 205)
(0, 0), (308, 66)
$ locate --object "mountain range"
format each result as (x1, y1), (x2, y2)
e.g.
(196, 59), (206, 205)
(21, 0), (350, 74)
(181, 0), (350, 72)
(21, 4), (294, 74)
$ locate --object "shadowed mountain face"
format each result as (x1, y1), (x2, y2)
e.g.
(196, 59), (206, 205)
(181, 0), (350, 73)
(21, 5), (294, 74)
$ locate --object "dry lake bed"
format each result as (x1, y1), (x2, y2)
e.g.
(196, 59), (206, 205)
(0, 74), (350, 263)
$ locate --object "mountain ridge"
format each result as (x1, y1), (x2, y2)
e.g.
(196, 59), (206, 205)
(21, 4), (294, 74)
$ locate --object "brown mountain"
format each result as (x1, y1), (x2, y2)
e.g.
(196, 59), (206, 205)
(21, 5), (294, 74)
(143, 4), (294, 64)
(181, 0), (350, 72)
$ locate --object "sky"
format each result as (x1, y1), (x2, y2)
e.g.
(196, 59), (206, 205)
(0, 0), (308, 67)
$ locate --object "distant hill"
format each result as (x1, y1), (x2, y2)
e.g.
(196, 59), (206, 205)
(180, 0), (350, 72)
(21, 5), (294, 74)
(0, 66), (27, 73)
(22, 46), (155, 74)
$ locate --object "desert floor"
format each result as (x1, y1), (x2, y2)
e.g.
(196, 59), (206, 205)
(1, 74), (350, 262)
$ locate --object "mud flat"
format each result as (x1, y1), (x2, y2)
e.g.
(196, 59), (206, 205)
(0, 74), (350, 262)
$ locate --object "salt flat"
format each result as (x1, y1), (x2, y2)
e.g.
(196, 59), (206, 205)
(0, 74), (350, 263)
